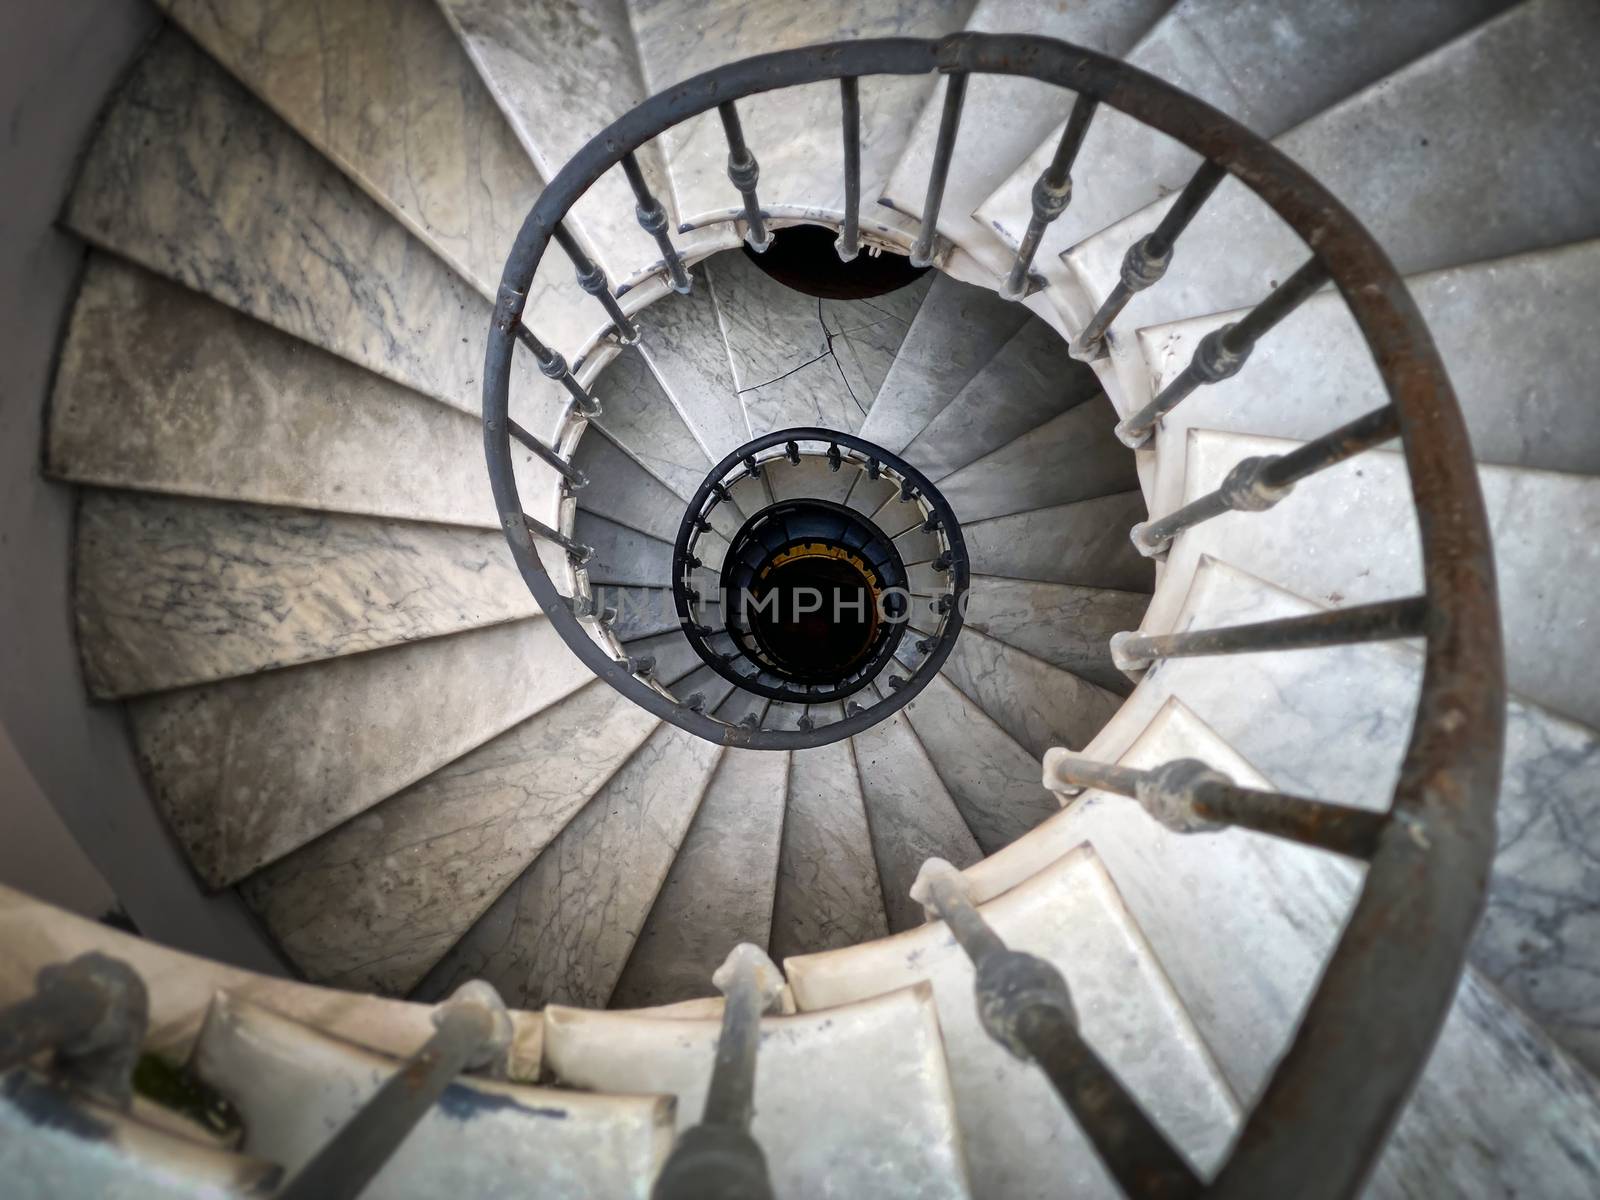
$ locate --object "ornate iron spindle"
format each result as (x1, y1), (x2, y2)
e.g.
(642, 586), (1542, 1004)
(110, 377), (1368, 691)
(1074, 160), (1227, 359)
(1131, 405), (1400, 557)
(718, 101), (772, 252)
(651, 944), (784, 1200)
(499, 417), (587, 488)
(278, 982), (512, 1200)
(551, 223), (640, 343)
(620, 151), (692, 295)
(510, 318), (601, 417)
(910, 859), (1201, 1199)
(1044, 752), (1390, 859)
(516, 511), (593, 564)
(0, 952), (147, 1108)
(1002, 92), (1099, 301)
(910, 72), (969, 268)
(1115, 258), (1330, 447)
(837, 77), (861, 262)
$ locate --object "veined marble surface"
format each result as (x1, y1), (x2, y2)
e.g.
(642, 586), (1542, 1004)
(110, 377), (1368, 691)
(241, 679), (657, 995)
(591, 348), (716, 504)
(851, 701), (981, 932)
(894, 671), (1058, 855)
(635, 275), (753, 461)
(609, 746), (790, 1007)
(574, 428), (706, 544)
(941, 627), (1121, 758)
(963, 489), (1153, 592)
(65, 31), (575, 443)
(962, 575), (1146, 695)
(157, 0), (541, 298)
(76, 492), (538, 699)
(766, 454), (858, 507)
(857, 274), (1027, 455)
(599, 586), (680, 642)
(412, 722), (723, 1009)
(574, 512), (674, 586)
(132, 616), (590, 888)
(619, 628), (702, 688)
(771, 708), (889, 961)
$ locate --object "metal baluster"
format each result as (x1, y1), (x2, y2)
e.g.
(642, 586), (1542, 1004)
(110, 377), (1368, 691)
(1002, 93), (1099, 301)
(1115, 258), (1330, 447)
(513, 510), (593, 564)
(620, 151), (692, 295)
(910, 860), (1202, 1200)
(652, 944), (785, 1200)
(718, 102), (772, 252)
(0, 952), (147, 1108)
(1130, 404), (1400, 557)
(1074, 160), (1227, 360)
(1044, 752), (1391, 859)
(910, 72), (969, 268)
(837, 78), (861, 262)
(492, 417), (587, 488)
(551, 223), (640, 343)
(510, 319), (601, 417)
(278, 981), (512, 1200)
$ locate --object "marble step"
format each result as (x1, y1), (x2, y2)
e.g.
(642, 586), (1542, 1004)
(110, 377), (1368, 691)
(976, 0), (1514, 300)
(964, 488), (1153, 592)
(939, 627), (1121, 759)
(629, 0), (968, 242)
(635, 274), (753, 462)
(767, 452), (866, 507)
(46, 257), (567, 529)
(411, 722), (724, 1008)
(0, 883), (544, 1080)
(937, 394), (1135, 524)
(574, 427), (710, 543)
(601, 586), (682, 642)
(1094, 554), (1600, 1076)
(1150, 428), (1600, 733)
(193, 994), (672, 1198)
(155, 0), (541, 299)
(543, 985), (972, 1199)
(608, 747), (790, 1007)
(785, 844), (1240, 1198)
(134, 615), (590, 889)
(76, 492), (539, 699)
(239, 678), (658, 995)
(851, 692), (982, 932)
(618, 628), (704, 688)
(64, 30), (582, 451)
(1065, 0), (1600, 403)
(858, 274), (1028, 456)
(962, 575), (1147, 694)
(664, 664), (738, 714)
(891, 671), (1058, 855)
(879, 0), (1168, 280)
(843, 468), (903, 521)
(591, 346), (717, 505)
(0, 1066), (282, 1199)
(574, 512), (674, 587)
(1133, 239), (1600, 513)
(901, 317), (1102, 482)
(770, 705), (891, 961)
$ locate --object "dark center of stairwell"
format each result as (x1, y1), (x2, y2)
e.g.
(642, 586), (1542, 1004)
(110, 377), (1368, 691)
(743, 223), (928, 300)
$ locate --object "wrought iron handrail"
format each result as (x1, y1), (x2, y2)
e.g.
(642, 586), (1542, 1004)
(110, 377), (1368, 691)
(481, 32), (1505, 1198)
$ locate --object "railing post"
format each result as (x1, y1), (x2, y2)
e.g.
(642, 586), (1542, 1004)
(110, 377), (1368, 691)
(837, 77), (861, 262)
(620, 151), (693, 295)
(910, 72), (968, 268)
(1002, 92), (1099, 301)
(0, 952), (148, 1108)
(651, 944), (785, 1200)
(718, 102), (772, 253)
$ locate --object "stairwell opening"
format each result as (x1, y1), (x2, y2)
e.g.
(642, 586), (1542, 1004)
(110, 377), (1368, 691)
(743, 222), (929, 300)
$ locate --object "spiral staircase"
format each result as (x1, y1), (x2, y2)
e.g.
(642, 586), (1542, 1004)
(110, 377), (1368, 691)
(5, 0), (1600, 1195)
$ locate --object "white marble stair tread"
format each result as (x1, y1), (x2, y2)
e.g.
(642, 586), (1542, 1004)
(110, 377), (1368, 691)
(591, 347), (720, 505)
(666, 665), (738, 713)
(936, 394), (1135, 524)
(1150, 428), (1600, 732)
(412, 722), (724, 1008)
(843, 469), (904, 521)
(75, 492), (539, 698)
(609, 746), (790, 1007)
(0, 1067), (282, 1199)
(629, 0), (969, 238)
(574, 427), (734, 543)
(132, 615), (590, 889)
(193, 994), (672, 1199)
(1088, 554), (1600, 1075)
(1134, 238), (1600, 512)
(618, 628), (704, 688)
(155, 0), (540, 299)
(963, 488), (1153, 592)
(64, 30), (583, 449)
(770, 704), (891, 961)
(1064, 0), (1600, 406)
(901, 318), (1102, 482)
(879, 0), (1168, 279)
(940, 626), (1121, 759)
(785, 844), (1240, 1197)
(828, 273), (937, 408)
(975, 0), (1514, 301)
(542, 985), (972, 1199)
(891, 671), (1059, 855)
(46, 258), (570, 530)
(597, 586), (681, 642)
(575, 512), (675, 586)
(636, 275), (753, 461)
(851, 690), (982, 932)
(962, 575), (1147, 694)
(765, 453), (860, 507)
(239, 678), (658, 995)
(858, 274), (1029, 455)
